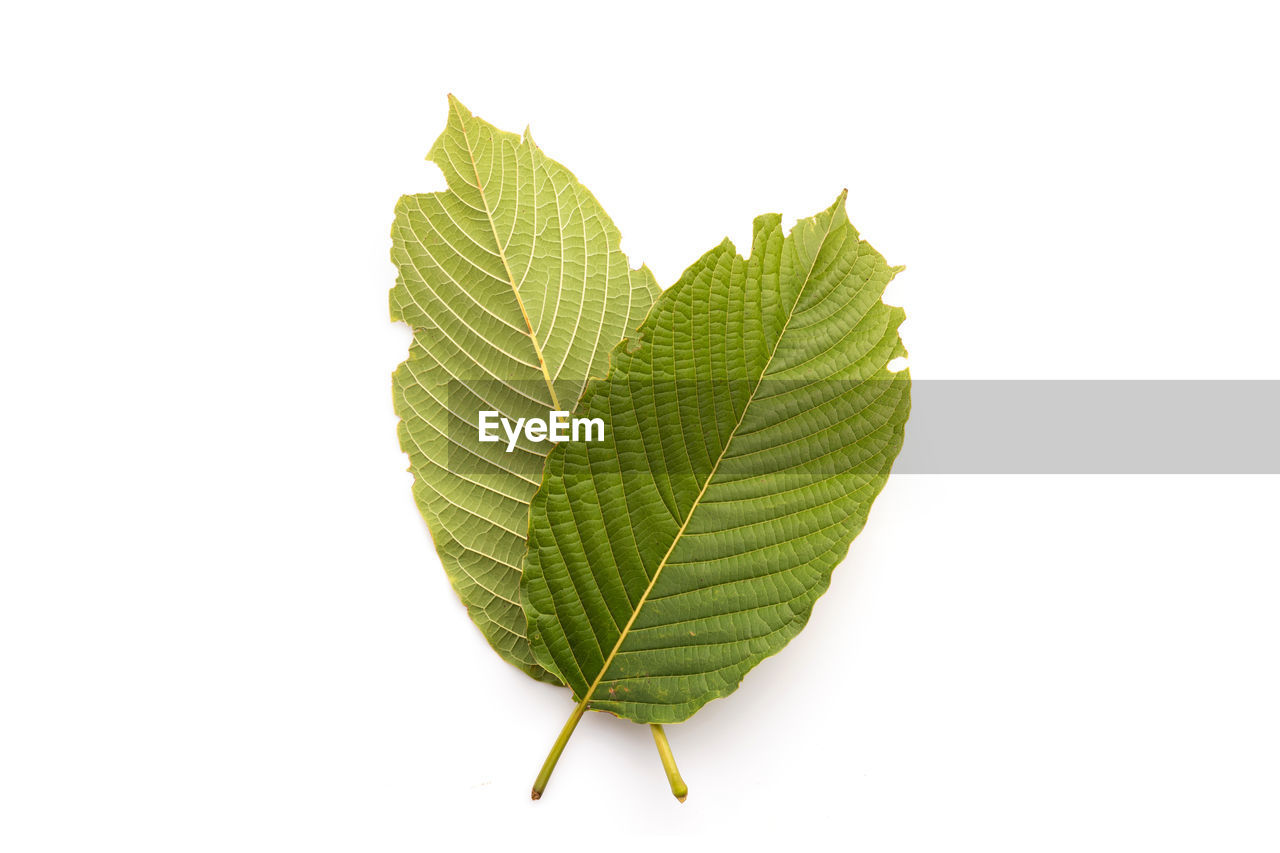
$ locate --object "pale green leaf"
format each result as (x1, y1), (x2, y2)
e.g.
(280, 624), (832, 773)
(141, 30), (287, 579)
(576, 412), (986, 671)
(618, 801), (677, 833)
(522, 194), (910, 718)
(391, 97), (660, 681)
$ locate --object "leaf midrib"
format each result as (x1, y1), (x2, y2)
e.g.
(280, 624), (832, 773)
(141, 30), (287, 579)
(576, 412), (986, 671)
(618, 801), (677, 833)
(568, 209), (841, 708)
(455, 102), (561, 411)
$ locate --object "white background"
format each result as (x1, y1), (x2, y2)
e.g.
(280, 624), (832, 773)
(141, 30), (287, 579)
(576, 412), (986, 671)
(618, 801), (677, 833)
(2, 1), (1278, 850)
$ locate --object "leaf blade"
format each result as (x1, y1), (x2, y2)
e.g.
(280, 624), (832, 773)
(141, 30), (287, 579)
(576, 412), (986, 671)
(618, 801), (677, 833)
(391, 97), (659, 681)
(523, 195), (910, 716)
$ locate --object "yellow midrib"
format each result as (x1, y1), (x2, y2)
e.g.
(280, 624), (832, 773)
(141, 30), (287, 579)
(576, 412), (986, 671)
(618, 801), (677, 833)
(456, 107), (561, 412)
(567, 210), (841, 715)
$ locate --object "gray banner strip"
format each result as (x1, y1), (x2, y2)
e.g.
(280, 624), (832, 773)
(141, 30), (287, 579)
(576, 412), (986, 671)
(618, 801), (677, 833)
(897, 380), (1280, 474)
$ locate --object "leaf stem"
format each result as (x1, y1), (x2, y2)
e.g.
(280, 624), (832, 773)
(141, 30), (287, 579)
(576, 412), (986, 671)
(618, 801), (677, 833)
(649, 724), (688, 802)
(530, 708), (689, 802)
(531, 701), (588, 799)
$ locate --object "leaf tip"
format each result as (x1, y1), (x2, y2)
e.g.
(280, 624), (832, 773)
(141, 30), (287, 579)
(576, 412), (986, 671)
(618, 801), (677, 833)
(445, 93), (471, 118)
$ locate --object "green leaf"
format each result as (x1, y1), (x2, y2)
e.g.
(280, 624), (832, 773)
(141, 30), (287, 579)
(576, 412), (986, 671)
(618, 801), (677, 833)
(390, 97), (660, 682)
(522, 194), (910, 718)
